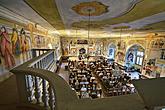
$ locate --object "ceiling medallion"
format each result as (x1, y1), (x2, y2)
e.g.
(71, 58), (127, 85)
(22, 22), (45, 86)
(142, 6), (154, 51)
(72, 1), (109, 16)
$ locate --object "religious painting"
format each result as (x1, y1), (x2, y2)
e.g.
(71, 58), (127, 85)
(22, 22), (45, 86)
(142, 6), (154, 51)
(70, 40), (74, 46)
(127, 52), (134, 62)
(20, 28), (30, 52)
(108, 48), (115, 59)
(147, 59), (156, 66)
(72, 1), (108, 16)
(88, 40), (93, 46)
(11, 28), (21, 55)
(109, 48), (113, 56)
(0, 26), (15, 69)
(88, 48), (93, 55)
(77, 40), (88, 44)
(71, 48), (77, 55)
(150, 39), (165, 49)
(63, 47), (69, 55)
(70, 40), (76, 46)
(34, 35), (43, 48)
(79, 48), (86, 54)
(116, 51), (125, 63)
(117, 40), (126, 50)
(160, 50), (165, 59)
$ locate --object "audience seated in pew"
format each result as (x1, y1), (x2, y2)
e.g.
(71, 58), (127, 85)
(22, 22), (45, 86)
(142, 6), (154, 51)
(67, 58), (136, 98)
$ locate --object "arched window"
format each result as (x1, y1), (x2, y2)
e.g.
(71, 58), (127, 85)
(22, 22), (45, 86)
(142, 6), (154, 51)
(108, 44), (116, 59)
(125, 44), (145, 67)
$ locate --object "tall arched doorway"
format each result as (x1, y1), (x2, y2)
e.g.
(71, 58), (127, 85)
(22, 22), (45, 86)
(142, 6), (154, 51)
(125, 44), (145, 72)
(108, 44), (116, 60)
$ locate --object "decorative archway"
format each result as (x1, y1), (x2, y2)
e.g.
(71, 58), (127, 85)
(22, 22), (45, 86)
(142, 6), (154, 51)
(107, 43), (116, 60)
(125, 44), (145, 72)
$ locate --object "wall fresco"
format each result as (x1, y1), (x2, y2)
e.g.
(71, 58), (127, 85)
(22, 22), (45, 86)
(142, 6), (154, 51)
(0, 26), (15, 69)
(61, 37), (104, 56)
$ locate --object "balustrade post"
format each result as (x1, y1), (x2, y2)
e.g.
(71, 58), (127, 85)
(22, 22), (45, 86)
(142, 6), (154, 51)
(34, 77), (41, 104)
(26, 75), (33, 102)
(48, 85), (55, 110)
(32, 49), (37, 58)
(11, 49), (57, 107)
(42, 79), (49, 108)
(15, 73), (29, 103)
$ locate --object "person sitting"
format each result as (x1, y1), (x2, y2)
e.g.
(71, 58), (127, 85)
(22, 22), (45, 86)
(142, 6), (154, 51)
(75, 80), (80, 91)
(80, 85), (89, 98)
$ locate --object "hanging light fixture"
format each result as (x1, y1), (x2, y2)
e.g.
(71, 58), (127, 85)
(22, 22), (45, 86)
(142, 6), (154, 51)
(117, 28), (122, 49)
(87, 8), (91, 61)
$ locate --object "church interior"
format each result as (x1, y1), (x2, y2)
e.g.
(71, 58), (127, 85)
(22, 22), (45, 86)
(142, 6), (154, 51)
(0, 0), (165, 110)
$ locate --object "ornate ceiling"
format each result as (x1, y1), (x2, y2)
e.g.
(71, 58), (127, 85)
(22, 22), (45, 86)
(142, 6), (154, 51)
(1, 0), (165, 38)
(72, 1), (109, 16)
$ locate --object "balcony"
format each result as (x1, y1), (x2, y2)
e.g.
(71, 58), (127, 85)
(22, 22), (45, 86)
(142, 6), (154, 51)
(0, 49), (165, 110)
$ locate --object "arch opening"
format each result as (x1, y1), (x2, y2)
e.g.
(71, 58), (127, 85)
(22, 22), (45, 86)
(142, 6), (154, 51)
(107, 44), (116, 61)
(125, 44), (145, 72)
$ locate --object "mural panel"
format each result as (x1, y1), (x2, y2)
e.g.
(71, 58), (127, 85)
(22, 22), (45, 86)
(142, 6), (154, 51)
(0, 25), (32, 72)
(0, 26), (15, 69)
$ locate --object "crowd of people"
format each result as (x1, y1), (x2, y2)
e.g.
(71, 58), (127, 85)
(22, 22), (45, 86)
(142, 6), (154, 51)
(91, 60), (135, 96)
(68, 60), (102, 99)
(67, 57), (136, 98)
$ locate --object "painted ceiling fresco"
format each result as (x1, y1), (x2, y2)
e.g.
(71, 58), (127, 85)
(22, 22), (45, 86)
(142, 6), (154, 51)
(72, 1), (109, 16)
(2, 0), (165, 38)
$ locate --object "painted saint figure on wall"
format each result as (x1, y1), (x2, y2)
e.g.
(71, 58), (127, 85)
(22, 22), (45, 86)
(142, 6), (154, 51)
(35, 35), (42, 48)
(116, 51), (125, 63)
(0, 26), (15, 68)
(127, 52), (134, 62)
(117, 41), (126, 50)
(20, 28), (29, 52)
(11, 28), (21, 55)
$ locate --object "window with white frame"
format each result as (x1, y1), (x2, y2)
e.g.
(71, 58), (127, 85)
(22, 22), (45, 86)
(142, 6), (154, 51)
(136, 51), (144, 65)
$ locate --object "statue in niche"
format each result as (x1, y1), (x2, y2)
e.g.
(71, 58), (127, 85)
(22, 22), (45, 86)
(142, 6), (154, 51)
(0, 26), (15, 68)
(11, 28), (21, 55)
